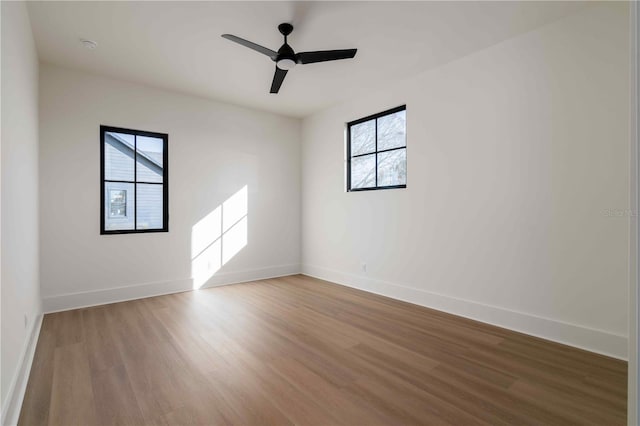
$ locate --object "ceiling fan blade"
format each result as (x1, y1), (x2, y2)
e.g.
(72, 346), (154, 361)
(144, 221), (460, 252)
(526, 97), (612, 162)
(221, 34), (277, 60)
(296, 49), (357, 64)
(270, 66), (288, 94)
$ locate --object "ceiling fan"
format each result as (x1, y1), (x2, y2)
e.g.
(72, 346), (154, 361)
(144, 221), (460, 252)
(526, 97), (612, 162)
(222, 23), (357, 94)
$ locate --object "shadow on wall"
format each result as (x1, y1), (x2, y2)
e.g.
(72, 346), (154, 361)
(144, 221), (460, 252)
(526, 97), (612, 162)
(191, 185), (248, 289)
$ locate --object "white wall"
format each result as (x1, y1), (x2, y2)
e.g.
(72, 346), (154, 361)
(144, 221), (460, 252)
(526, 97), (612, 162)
(39, 64), (301, 311)
(1, 1), (42, 423)
(302, 3), (630, 359)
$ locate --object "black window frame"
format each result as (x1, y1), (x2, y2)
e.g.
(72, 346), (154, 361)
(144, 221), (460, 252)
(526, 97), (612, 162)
(100, 125), (169, 235)
(346, 105), (407, 192)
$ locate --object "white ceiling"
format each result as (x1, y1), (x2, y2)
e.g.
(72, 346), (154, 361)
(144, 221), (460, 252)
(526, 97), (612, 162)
(27, 1), (589, 118)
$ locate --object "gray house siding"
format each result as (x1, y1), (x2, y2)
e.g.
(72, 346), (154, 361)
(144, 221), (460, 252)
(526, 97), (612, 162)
(105, 135), (134, 180)
(136, 184), (163, 229)
(104, 133), (164, 230)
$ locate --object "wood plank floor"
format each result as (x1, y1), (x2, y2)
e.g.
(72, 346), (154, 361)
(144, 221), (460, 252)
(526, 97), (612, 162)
(19, 274), (627, 425)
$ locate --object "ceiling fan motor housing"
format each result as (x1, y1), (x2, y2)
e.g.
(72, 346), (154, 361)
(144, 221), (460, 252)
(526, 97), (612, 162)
(276, 43), (297, 69)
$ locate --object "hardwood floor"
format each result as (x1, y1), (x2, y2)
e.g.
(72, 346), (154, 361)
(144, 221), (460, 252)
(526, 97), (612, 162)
(19, 274), (627, 425)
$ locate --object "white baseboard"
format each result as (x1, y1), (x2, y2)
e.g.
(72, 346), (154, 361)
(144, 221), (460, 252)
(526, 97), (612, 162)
(42, 264), (300, 313)
(1, 314), (43, 426)
(302, 264), (628, 360)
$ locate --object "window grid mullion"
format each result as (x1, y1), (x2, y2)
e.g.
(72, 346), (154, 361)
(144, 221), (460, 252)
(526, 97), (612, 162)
(104, 180), (163, 185)
(351, 146), (405, 159)
(374, 118), (378, 188)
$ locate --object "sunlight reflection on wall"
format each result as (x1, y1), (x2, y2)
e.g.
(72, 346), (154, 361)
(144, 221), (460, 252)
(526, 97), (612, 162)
(191, 185), (248, 289)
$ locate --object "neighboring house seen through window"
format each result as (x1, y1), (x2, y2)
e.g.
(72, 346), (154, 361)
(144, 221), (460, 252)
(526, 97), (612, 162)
(109, 190), (127, 218)
(347, 105), (406, 191)
(100, 126), (168, 234)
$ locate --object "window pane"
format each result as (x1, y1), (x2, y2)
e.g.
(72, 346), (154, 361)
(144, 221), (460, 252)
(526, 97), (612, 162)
(136, 136), (164, 183)
(136, 184), (163, 229)
(350, 119), (375, 156)
(377, 148), (406, 186)
(377, 110), (406, 150)
(351, 154), (376, 189)
(104, 132), (135, 181)
(104, 182), (134, 230)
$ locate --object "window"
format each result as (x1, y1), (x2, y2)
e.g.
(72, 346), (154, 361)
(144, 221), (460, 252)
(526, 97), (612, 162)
(100, 125), (168, 234)
(109, 190), (127, 218)
(347, 105), (406, 191)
